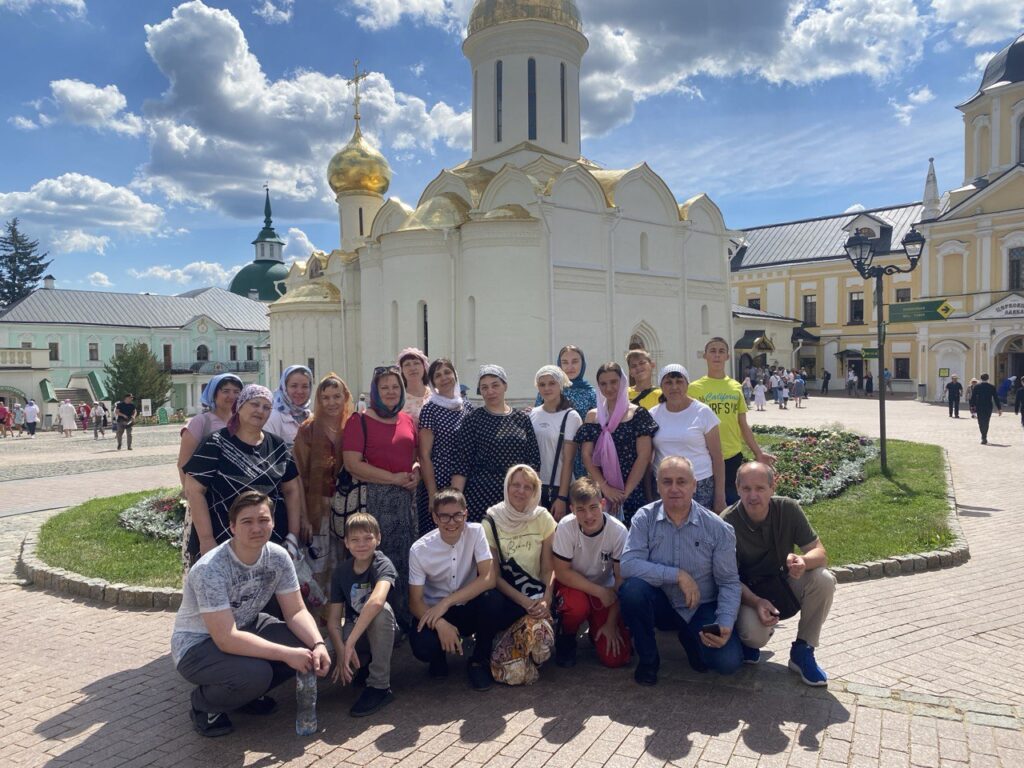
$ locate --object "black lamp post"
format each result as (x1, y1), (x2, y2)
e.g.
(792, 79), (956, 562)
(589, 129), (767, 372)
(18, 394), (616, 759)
(843, 226), (926, 473)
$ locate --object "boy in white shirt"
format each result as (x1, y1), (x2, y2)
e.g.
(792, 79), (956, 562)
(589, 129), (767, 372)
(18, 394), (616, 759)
(552, 478), (631, 668)
(408, 488), (520, 691)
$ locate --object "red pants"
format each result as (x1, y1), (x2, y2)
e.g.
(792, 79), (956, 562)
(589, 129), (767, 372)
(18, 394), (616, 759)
(556, 582), (631, 668)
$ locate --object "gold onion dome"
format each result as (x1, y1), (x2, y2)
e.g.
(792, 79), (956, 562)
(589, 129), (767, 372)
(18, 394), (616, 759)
(467, 0), (582, 35)
(327, 125), (392, 196)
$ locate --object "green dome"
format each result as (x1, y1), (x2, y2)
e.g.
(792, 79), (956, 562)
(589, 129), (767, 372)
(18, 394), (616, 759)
(229, 260), (290, 302)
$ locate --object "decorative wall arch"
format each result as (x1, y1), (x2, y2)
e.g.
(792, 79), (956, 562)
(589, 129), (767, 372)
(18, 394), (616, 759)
(371, 199), (415, 239)
(418, 170), (476, 209)
(478, 165), (541, 213)
(628, 321), (663, 365)
(547, 165), (608, 212)
(614, 164), (680, 224)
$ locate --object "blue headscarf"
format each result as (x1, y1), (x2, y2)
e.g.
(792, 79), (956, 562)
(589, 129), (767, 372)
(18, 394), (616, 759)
(370, 366), (406, 418)
(535, 346), (596, 418)
(200, 373), (243, 410)
(273, 365), (313, 423)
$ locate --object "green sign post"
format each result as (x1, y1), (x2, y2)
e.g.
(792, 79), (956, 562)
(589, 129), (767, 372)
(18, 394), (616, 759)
(157, 407), (170, 425)
(889, 299), (954, 323)
(862, 348), (879, 359)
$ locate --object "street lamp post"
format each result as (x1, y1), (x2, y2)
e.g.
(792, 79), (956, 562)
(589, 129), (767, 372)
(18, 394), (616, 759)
(843, 227), (925, 474)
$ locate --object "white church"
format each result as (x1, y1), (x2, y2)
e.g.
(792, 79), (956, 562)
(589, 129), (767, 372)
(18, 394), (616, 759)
(270, 0), (736, 399)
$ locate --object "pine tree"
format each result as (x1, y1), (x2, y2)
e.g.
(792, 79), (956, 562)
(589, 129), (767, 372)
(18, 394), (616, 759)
(0, 218), (52, 308)
(103, 342), (172, 410)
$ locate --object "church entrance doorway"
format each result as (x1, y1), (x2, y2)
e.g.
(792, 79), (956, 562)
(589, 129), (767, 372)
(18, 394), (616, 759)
(994, 336), (1024, 382)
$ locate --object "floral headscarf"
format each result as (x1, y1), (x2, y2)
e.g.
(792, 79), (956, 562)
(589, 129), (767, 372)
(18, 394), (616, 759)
(227, 384), (273, 435)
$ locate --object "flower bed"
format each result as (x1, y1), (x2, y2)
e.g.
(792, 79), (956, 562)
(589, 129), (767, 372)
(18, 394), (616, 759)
(751, 425), (878, 505)
(118, 492), (185, 545)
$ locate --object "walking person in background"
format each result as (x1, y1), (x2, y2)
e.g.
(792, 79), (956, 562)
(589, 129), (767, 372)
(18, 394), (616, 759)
(0, 400), (9, 438)
(863, 371), (874, 398)
(78, 402), (90, 432)
(59, 399), (77, 438)
(846, 369), (857, 397)
(966, 378), (979, 418)
(969, 373), (1002, 445)
(791, 374), (805, 409)
(820, 369), (831, 395)
(12, 402), (25, 437)
(264, 365), (313, 447)
(114, 393), (136, 450)
(23, 399), (39, 438)
(92, 402), (107, 440)
(1014, 379), (1024, 429)
(741, 375), (753, 406)
(753, 381), (767, 411)
(883, 367), (894, 394)
(944, 374), (964, 418)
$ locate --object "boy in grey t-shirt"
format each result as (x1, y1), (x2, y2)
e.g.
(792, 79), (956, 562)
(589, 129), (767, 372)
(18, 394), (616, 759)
(171, 491), (331, 737)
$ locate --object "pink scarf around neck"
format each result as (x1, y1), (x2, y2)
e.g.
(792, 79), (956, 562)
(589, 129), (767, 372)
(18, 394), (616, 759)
(593, 372), (628, 491)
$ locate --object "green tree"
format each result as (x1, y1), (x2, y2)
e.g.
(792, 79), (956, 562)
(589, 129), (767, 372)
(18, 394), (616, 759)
(0, 218), (52, 308)
(103, 342), (172, 410)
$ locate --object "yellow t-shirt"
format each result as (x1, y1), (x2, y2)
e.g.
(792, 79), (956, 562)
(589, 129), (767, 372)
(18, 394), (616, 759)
(628, 386), (662, 411)
(484, 511), (557, 581)
(687, 376), (747, 459)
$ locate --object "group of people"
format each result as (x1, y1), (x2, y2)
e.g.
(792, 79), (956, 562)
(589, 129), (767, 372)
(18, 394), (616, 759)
(0, 398), (40, 438)
(943, 372), (1011, 444)
(171, 339), (835, 738)
(741, 366), (810, 411)
(53, 400), (111, 439)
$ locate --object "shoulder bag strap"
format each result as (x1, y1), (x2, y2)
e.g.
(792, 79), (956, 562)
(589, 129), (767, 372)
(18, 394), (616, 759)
(631, 388), (652, 406)
(484, 516), (505, 564)
(549, 410), (571, 489)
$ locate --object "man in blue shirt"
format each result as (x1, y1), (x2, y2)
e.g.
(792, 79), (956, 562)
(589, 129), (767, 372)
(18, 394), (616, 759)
(619, 456), (742, 686)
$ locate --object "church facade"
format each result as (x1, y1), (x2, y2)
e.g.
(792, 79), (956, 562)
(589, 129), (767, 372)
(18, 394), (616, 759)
(270, 0), (735, 399)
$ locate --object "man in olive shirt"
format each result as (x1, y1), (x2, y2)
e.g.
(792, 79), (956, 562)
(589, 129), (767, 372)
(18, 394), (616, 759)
(721, 461), (835, 686)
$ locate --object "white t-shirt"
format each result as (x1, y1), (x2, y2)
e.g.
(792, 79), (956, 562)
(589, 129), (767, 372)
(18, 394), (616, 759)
(409, 522), (493, 607)
(552, 513), (627, 588)
(650, 400), (720, 480)
(529, 407), (582, 487)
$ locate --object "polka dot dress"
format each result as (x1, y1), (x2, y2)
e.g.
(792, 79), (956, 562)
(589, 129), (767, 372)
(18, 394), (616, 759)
(416, 399), (473, 534)
(454, 408), (541, 522)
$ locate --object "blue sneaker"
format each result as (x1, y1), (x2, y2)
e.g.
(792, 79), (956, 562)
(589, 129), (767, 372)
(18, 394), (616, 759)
(788, 641), (827, 686)
(741, 644), (761, 665)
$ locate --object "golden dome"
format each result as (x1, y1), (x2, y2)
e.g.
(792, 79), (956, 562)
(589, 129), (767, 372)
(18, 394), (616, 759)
(327, 126), (391, 196)
(399, 194), (471, 231)
(467, 0), (582, 36)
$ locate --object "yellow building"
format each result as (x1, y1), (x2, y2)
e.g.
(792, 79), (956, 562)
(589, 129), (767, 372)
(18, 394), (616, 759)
(730, 31), (1024, 398)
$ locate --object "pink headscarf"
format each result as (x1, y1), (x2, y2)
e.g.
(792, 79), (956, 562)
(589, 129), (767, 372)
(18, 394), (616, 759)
(592, 369), (628, 492)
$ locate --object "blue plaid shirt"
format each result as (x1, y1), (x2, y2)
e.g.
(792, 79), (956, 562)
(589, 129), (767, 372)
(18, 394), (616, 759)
(620, 499), (741, 629)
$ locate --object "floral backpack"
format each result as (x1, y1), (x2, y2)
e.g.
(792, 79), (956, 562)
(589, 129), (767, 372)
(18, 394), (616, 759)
(490, 614), (554, 686)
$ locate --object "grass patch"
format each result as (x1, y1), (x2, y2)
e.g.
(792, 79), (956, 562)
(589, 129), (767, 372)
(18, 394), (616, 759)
(37, 489), (183, 588)
(764, 440), (952, 566)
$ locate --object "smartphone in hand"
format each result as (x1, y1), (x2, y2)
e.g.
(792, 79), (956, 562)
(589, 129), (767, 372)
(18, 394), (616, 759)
(700, 623), (721, 637)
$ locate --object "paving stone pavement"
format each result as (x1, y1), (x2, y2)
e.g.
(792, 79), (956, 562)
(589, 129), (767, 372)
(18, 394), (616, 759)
(0, 397), (1021, 767)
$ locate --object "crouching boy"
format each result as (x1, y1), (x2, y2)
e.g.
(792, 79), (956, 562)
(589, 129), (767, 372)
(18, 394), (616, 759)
(552, 478), (631, 668)
(171, 491), (331, 737)
(408, 488), (521, 691)
(325, 512), (397, 717)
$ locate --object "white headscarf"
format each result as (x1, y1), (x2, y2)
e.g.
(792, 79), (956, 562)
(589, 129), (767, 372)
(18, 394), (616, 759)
(486, 464), (544, 534)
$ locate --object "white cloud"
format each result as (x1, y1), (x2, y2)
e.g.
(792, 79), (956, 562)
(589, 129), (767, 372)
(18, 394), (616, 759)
(52, 229), (111, 254)
(126, 1), (470, 219)
(889, 85), (936, 126)
(908, 86), (935, 105)
(129, 261), (243, 286)
(968, 50), (998, 81)
(283, 227), (317, 260)
(0, 0), (84, 17)
(844, 203), (867, 213)
(0, 173), (164, 233)
(410, 62), (425, 77)
(930, 0), (1024, 47)
(8, 115), (39, 130)
(88, 271), (113, 287)
(348, 0), (474, 32)
(48, 79), (145, 136)
(253, 0), (292, 24)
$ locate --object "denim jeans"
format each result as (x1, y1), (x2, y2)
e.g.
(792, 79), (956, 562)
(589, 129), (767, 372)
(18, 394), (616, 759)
(619, 577), (742, 675)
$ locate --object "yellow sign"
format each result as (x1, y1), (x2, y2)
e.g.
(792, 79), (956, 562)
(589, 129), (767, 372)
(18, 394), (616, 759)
(936, 301), (955, 319)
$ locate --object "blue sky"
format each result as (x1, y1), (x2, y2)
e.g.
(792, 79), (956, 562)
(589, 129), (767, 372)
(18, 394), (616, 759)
(0, 0), (1021, 295)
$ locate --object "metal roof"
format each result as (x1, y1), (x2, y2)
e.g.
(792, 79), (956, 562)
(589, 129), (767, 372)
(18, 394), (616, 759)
(731, 304), (798, 322)
(734, 202), (924, 271)
(0, 286), (269, 332)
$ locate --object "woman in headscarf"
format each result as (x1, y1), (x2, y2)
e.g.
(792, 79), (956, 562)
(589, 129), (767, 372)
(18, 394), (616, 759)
(177, 373), (243, 487)
(182, 384), (302, 568)
(264, 365), (313, 446)
(575, 362), (658, 525)
(529, 365), (581, 520)
(417, 358), (473, 534)
(342, 365), (419, 629)
(399, 347), (433, 424)
(58, 399), (78, 438)
(452, 365), (541, 522)
(294, 373), (354, 604)
(537, 345), (596, 479)
(650, 364), (724, 511)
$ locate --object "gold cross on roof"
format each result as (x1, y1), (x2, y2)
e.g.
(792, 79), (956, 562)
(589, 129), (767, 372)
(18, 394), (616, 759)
(347, 59), (368, 127)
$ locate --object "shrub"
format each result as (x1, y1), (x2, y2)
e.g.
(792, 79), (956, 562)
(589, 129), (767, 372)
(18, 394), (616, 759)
(118, 492), (185, 544)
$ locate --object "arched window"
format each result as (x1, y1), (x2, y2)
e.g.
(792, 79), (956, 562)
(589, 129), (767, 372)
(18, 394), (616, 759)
(196, 344), (209, 362)
(495, 60), (503, 143)
(700, 305), (710, 335)
(640, 232), (649, 271)
(358, 207), (364, 236)
(560, 62), (567, 144)
(527, 58), (537, 141)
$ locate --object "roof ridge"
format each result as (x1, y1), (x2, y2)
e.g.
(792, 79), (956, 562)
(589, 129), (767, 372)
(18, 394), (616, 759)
(741, 201), (922, 233)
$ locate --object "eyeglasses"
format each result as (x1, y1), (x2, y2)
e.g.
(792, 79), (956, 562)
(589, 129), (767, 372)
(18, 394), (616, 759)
(373, 365), (401, 377)
(435, 511), (467, 524)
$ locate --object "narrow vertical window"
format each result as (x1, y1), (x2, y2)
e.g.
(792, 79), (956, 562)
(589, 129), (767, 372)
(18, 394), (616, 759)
(640, 232), (649, 271)
(560, 62), (567, 143)
(467, 296), (477, 359)
(391, 301), (399, 358)
(358, 207), (364, 236)
(700, 305), (709, 335)
(528, 58), (537, 141)
(418, 301), (429, 357)
(495, 60), (503, 143)
(473, 69), (478, 152)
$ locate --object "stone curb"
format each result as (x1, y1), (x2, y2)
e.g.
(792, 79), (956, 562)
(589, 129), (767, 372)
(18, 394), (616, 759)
(16, 533), (182, 611)
(830, 448), (969, 585)
(16, 447), (970, 607)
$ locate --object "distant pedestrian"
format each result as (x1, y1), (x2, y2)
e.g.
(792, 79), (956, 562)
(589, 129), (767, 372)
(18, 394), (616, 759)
(883, 367), (894, 394)
(997, 375), (1016, 406)
(753, 382), (767, 411)
(820, 369), (831, 395)
(58, 400), (77, 438)
(92, 402), (107, 439)
(1014, 380), (1024, 429)
(78, 403), (90, 431)
(792, 376), (805, 408)
(0, 400), (10, 438)
(864, 371), (874, 398)
(115, 394), (137, 450)
(846, 370), (857, 397)
(944, 375), (964, 418)
(24, 399), (39, 438)
(966, 378), (978, 418)
(13, 403), (25, 436)
(969, 374), (1001, 445)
